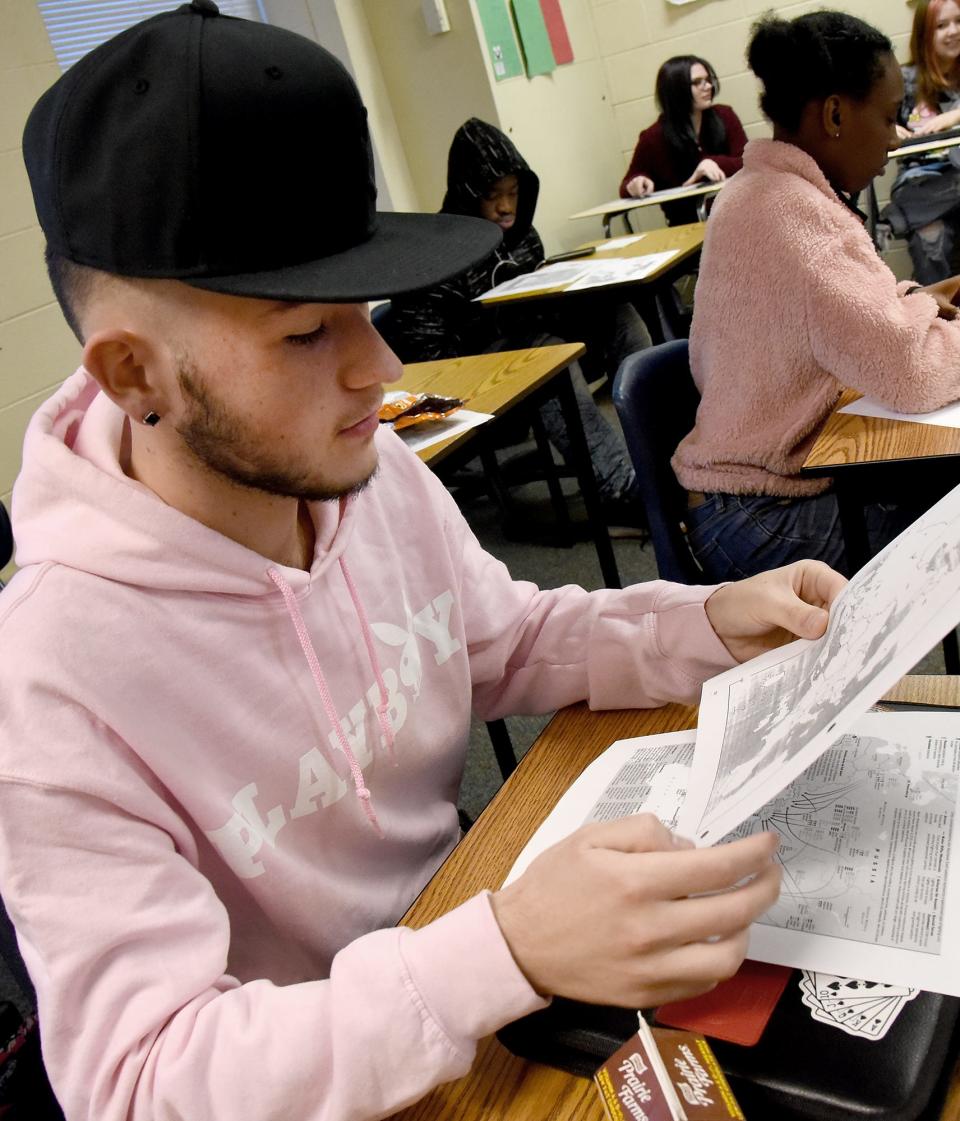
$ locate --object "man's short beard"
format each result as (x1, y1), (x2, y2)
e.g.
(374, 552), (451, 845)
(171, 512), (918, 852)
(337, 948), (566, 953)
(174, 356), (376, 502)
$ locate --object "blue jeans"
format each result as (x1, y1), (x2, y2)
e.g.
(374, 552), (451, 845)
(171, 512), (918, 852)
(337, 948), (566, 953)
(886, 162), (960, 284)
(684, 492), (917, 581)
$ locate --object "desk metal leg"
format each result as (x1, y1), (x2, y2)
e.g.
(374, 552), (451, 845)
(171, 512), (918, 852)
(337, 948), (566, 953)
(555, 369), (622, 589)
(485, 718), (518, 781)
(530, 410), (573, 544)
(866, 180), (881, 249)
(632, 288), (665, 346)
(944, 629), (960, 675)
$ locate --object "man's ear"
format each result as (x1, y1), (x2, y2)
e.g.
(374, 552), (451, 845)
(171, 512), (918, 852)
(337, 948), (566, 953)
(821, 95), (843, 139)
(82, 330), (167, 424)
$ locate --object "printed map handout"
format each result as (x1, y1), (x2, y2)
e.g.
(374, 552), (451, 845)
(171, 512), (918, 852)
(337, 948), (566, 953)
(504, 482), (960, 994)
(680, 481), (960, 844)
(505, 712), (960, 995)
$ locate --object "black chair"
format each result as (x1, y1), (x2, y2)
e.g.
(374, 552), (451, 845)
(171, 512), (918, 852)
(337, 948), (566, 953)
(612, 339), (705, 584)
(0, 499), (12, 588)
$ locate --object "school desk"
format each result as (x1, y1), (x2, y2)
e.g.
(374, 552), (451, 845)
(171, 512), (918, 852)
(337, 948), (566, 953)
(801, 388), (960, 671)
(400, 343), (622, 591)
(476, 222), (706, 346)
(569, 182), (722, 238)
(388, 674), (960, 1121)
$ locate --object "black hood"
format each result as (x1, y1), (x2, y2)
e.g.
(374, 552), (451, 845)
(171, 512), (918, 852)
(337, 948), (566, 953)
(441, 118), (539, 249)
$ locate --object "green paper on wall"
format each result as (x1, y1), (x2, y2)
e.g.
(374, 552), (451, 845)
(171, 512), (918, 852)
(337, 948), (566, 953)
(511, 0), (556, 76)
(475, 0), (524, 81)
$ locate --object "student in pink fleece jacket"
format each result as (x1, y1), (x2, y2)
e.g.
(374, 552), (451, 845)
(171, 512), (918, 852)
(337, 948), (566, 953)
(673, 11), (960, 582)
(1, 6), (845, 1119)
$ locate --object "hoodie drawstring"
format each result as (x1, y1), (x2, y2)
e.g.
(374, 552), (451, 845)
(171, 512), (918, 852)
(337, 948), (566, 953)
(268, 564), (394, 837)
(337, 559), (397, 761)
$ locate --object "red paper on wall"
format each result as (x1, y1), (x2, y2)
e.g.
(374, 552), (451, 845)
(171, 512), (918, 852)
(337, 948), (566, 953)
(539, 0), (573, 64)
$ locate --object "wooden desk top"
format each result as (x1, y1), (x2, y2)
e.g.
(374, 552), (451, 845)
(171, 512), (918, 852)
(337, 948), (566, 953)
(569, 184), (722, 221)
(399, 343), (584, 468)
(478, 223), (706, 307)
(390, 675), (960, 1121)
(802, 389), (960, 475)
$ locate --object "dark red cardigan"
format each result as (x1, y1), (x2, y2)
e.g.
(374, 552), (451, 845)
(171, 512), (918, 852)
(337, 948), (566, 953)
(618, 104), (747, 203)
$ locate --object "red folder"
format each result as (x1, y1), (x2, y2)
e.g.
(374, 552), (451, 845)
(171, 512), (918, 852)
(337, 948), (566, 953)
(654, 961), (792, 1047)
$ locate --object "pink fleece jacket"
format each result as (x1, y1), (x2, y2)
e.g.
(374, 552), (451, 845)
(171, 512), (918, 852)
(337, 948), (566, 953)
(673, 139), (960, 497)
(0, 371), (736, 1121)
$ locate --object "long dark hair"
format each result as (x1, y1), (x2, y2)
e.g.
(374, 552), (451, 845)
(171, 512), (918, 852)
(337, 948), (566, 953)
(655, 55), (726, 157)
(910, 0), (960, 113)
(747, 11), (892, 133)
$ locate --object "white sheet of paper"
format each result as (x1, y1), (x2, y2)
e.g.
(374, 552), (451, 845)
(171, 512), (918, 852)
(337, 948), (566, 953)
(679, 481), (960, 845)
(563, 251), (679, 290)
(389, 408), (492, 453)
(474, 261), (590, 299)
(838, 396), (960, 429)
(503, 712), (960, 996)
(503, 731), (695, 886)
(644, 182), (718, 202)
(595, 234), (647, 251)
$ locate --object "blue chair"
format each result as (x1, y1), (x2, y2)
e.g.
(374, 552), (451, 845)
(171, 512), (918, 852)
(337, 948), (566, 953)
(612, 339), (705, 584)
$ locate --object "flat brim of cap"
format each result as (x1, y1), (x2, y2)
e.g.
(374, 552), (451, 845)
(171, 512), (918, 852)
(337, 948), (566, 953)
(186, 212), (501, 303)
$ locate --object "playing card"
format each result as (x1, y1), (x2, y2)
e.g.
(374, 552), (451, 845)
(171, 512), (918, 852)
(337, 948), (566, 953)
(799, 972), (918, 1042)
(811, 972), (912, 1000)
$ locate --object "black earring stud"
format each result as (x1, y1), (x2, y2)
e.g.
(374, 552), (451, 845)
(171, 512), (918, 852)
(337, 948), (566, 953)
(142, 411), (161, 427)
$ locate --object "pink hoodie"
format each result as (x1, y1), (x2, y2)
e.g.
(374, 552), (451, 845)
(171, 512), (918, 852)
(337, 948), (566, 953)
(673, 139), (960, 498)
(0, 370), (735, 1121)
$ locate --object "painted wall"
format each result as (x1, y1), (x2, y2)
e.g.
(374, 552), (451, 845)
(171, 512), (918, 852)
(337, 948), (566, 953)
(359, 0), (497, 212)
(595, 0), (916, 270)
(470, 0), (624, 253)
(0, 2), (80, 583)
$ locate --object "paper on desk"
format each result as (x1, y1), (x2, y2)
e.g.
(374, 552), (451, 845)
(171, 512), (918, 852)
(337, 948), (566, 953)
(389, 408), (492, 453)
(679, 480), (960, 845)
(563, 251), (679, 290)
(503, 731), (695, 886)
(838, 396), (960, 429)
(595, 234), (646, 251)
(645, 182), (721, 203)
(474, 261), (590, 299)
(503, 712), (960, 995)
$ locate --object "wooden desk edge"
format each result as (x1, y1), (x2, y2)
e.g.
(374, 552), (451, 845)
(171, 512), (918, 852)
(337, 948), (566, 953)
(405, 343), (586, 468)
(801, 389), (960, 474)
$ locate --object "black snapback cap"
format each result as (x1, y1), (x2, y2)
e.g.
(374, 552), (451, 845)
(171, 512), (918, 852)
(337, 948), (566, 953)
(22, 0), (500, 302)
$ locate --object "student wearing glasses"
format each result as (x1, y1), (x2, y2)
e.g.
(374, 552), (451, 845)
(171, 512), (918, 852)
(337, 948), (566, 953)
(618, 56), (748, 226)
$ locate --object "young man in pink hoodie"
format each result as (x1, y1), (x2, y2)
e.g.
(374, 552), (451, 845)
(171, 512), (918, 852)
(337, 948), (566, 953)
(2, 4), (845, 1119)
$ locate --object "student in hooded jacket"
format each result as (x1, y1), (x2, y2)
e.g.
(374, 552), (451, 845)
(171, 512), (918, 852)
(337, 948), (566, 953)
(390, 118), (651, 527)
(0, 6), (848, 1120)
(619, 56), (748, 226)
(673, 10), (960, 583)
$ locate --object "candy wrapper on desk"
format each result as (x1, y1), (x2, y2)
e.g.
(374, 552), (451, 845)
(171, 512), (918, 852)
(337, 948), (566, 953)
(378, 392), (465, 431)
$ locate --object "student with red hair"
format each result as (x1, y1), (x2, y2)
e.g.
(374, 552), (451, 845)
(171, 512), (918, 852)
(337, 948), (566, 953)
(887, 0), (960, 281)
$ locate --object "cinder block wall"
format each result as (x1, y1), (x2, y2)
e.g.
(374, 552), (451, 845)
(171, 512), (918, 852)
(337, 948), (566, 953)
(1, 3), (80, 583)
(591, 0), (915, 275)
